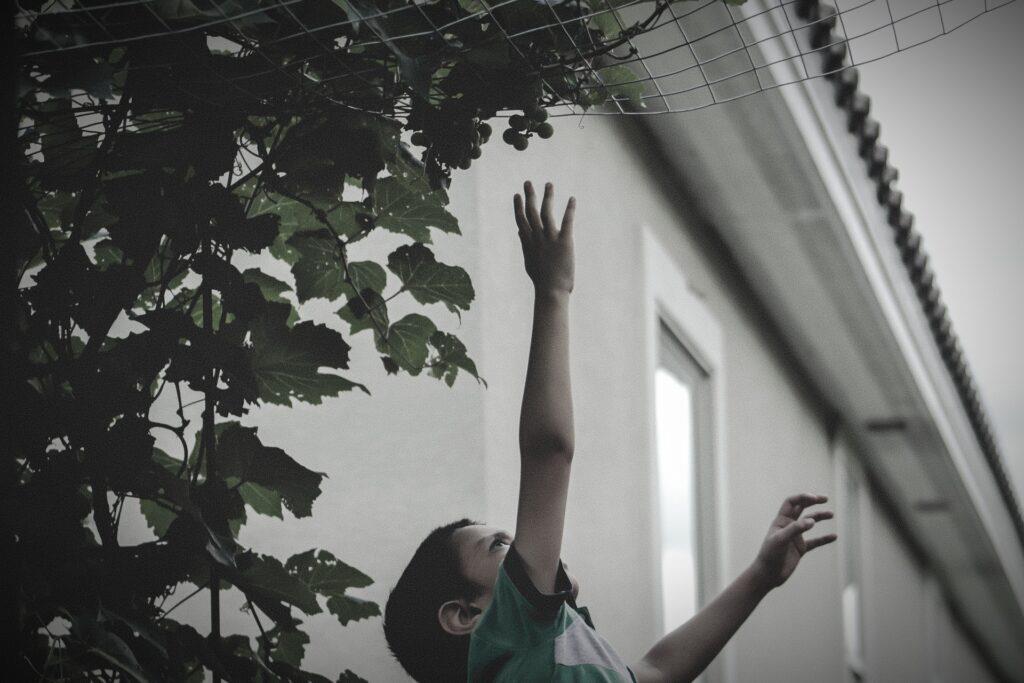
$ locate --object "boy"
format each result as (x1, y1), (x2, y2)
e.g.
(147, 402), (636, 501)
(384, 181), (837, 682)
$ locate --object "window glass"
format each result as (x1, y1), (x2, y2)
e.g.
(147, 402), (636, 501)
(843, 465), (866, 680)
(655, 323), (702, 632)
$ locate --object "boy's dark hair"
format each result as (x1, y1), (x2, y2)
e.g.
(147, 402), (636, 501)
(384, 518), (484, 682)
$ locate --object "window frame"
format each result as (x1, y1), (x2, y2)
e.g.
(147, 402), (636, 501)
(833, 432), (869, 682)
(643, 226), (730, 681)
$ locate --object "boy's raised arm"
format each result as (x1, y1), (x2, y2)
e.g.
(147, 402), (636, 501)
(511, 181), (577, 594)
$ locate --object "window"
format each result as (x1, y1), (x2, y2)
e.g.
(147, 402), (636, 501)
(655, 321), (711, 633)
(840, 453), (867, 681)
(643, 227), (725, 678)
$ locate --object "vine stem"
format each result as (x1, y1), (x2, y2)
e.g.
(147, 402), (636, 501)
(335, 234), (391, 344)
(149, 420), (190, 470)
(159, 581), (209, 621)
(246, 597), (274, 669)
(360, 286), (404, 316)
(69, 98), (128, 243)
(201, 234), (222, 683)
(173, 382), (190, 477)
(242, 122), (285, 216)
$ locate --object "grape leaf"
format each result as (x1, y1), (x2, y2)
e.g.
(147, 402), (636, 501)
(373, 175), (459, 242)
(337, 289), (388, 337)
(272, 628), (309, 667)
(287, 230), (346, 303)
(386, 149), (447, 204)
(250, 302), (368, 405)
(140, 448), (185, 538)
(341, 260), (386, 299)
(252, 192), (321, 265)
(240, 555), (321, 616)
(242, 269), (291, 303)
(200, 184), (278, 252)
(387, 242), (474, 314)
(239, 482), (283, 519)
(216, 422), (324, 518)
(285, 549), (373, 598)
(140, 499), (178, 538)
(376, 313), (437, 374)
(326, 595), (380, 626)
(242, 268), (298, 327)
(428, 330), (486, 387)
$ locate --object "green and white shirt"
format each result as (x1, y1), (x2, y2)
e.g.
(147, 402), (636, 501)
(467, 544), (636, 682)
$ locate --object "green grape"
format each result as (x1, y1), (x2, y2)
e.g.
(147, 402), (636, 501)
(512, 135), (529, 151)
(502, 128), (517, 145)
(509, 114), (529, 131)
(528, 107), (548, 124)
(536, 122), (554, 139)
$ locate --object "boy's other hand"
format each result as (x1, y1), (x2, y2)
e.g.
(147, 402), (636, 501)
(514, 181), (576, 295)
(751, 493), (836, 591)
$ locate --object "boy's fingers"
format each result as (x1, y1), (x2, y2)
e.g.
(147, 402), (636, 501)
(806, 510), (833, 522)
(777, 516), (814, 543)
(778, 493), (827, 519)
(804, 534), (838, 552)
(561, 197), (576, 240)
(513, 194), (531, 238)
(524, 181), (544, 234)
(540, 182), (557, 236)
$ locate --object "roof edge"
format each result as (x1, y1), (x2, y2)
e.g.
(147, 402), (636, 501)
(793, 0), (1024, 553)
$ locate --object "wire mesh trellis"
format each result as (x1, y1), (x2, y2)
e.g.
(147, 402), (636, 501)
(550, 0), (1019, 115)
(15, 0), (1016, 121)
(13, 0), (1017, 193)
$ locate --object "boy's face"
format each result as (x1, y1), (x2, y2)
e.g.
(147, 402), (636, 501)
(452, 524), (580, 615)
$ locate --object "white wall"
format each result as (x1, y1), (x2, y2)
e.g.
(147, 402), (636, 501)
(862, 490), (929, 682)
(147, 113), (997, 681)
(859, 488), (999, 683)
(932, 595), (997, 683)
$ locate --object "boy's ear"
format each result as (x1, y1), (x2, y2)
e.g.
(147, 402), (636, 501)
(438, 598), (483, 636)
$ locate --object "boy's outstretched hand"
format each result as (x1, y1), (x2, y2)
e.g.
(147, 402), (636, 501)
(751, 493), (837, 590)
(514, 181), (576, 294)
(634, 493), (837, 681)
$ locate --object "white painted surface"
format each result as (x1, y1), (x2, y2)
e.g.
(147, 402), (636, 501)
(133, 110), (1002, 681)
(862, 487), (929, 683)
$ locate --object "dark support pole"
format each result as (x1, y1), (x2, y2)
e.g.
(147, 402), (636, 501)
(202, 237), (222, 682)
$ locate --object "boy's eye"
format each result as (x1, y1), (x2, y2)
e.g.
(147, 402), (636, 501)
(490, 538), (509, 550)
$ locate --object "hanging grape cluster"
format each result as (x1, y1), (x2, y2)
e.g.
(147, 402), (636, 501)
(502, 101), (554, 152)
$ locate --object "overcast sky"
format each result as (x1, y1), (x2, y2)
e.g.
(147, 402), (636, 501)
(854, 2), (1023, 503)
